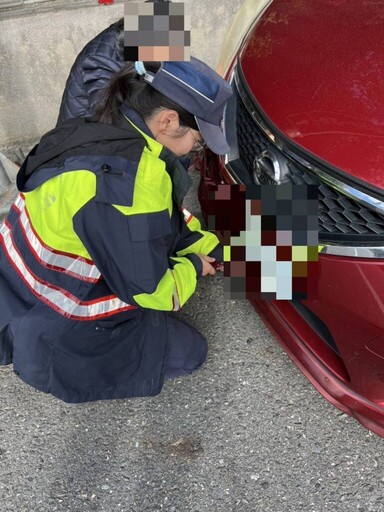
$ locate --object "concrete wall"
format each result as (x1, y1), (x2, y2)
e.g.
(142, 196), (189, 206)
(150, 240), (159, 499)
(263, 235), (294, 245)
(0, 0), (244, 149)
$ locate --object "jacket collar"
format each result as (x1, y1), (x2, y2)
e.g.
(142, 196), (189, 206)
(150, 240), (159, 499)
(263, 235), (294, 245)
(17, 111), (192, 208)
(120, 105), (164, 157)
(17, 117), (145, 190)
(120, 106), (192, 208)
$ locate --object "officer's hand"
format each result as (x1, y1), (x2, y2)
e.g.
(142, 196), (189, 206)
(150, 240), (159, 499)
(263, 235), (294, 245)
(197, 254), (216, 276)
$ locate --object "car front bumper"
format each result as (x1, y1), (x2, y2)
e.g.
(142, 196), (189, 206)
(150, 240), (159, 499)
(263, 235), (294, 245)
(197, 64), (384, 436)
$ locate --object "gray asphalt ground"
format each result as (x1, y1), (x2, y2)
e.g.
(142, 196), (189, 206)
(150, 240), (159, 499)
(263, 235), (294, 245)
(1, 169), (383, 512)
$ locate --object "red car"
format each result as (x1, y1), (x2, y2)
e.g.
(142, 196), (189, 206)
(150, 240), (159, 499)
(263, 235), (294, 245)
(198, 0), (384, 436)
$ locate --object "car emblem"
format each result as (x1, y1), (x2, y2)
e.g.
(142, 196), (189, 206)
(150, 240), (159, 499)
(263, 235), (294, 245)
(253, 149), (290, 185)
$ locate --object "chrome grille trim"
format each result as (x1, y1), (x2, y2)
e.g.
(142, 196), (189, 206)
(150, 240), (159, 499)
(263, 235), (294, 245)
(222, 67), (384, 258)
(320, 246), (384, 258)
(234, 69), (384, 217)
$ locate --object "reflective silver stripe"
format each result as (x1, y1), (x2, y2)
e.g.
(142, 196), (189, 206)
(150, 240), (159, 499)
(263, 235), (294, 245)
(0, 222), (135, 320)
(172, 286), (180, 311)
(182, 207), (193, 224)
(320, 245), (384, 259)
(14, 194), (101, 282)
(168, 269), (181, 311)
(13, 193), (26, 213)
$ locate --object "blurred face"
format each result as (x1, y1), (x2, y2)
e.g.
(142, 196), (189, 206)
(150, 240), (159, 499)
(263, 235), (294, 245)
(146, 110), (205, 157)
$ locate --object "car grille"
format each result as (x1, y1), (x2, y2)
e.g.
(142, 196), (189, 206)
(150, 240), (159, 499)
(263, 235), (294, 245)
(235, 80), (384, 243)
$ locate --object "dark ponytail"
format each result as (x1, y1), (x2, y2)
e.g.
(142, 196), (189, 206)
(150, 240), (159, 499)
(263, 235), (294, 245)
(93, 62), (198, 131)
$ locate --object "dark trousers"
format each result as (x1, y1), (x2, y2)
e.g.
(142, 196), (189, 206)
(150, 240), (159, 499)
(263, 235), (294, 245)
(164, 316), (208, 379)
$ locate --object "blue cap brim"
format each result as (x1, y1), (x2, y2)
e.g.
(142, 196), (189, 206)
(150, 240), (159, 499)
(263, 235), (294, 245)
(195, 117), (230, 156)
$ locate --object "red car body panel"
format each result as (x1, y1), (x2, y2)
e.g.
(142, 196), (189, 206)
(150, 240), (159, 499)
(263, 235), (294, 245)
(254, 296), (384, 438)
(240, 0), (384, 191)
(197, 0), (384, 436)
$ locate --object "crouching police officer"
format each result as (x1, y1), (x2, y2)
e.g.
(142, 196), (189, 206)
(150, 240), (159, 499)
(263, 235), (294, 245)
(0, 58), (232, 403)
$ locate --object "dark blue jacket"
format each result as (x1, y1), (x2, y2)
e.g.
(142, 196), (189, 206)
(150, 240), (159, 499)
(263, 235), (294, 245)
(56, 19), (124, 125)
(0, 111), (222, 403)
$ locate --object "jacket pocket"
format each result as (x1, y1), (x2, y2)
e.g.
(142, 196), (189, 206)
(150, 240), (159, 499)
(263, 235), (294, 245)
(96, 310), (143, 339)
(127, 209), (172, 242)
(127, 210), (173, 294)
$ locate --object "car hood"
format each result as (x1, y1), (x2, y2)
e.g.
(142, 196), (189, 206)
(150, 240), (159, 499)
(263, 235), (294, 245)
(239, 0), (384, 191)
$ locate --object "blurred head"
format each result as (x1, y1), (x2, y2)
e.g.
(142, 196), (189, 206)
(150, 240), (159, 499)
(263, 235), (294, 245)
(114, 0), (172, 55)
